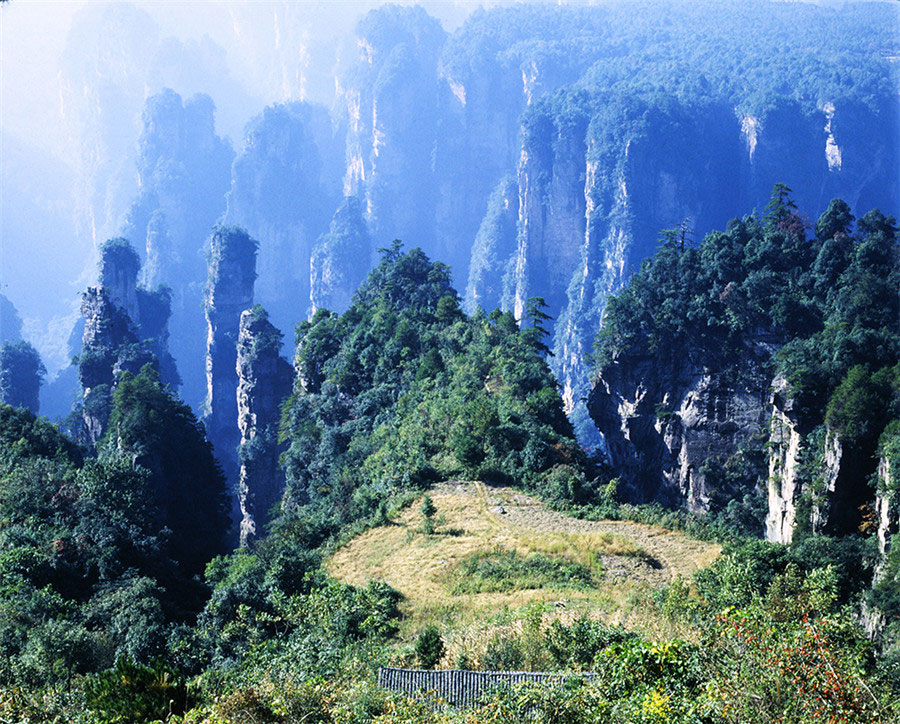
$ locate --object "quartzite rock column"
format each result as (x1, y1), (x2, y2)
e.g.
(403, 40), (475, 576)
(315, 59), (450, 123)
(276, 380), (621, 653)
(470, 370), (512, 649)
(235, 306), (293, 546)
(203, 227), (258, 509)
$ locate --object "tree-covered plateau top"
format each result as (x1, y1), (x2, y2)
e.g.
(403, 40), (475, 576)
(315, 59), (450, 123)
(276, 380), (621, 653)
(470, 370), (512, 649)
(596, 188), (899, 447)
(443, 0), (898, 115)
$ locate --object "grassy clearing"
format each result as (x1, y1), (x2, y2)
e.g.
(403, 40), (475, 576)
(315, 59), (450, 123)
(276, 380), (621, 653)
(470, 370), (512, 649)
(326, 481), (721, 665)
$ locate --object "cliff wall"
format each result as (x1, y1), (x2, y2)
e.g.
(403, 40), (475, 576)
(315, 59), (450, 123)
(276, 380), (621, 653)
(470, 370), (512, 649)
(235, 307), (293, 546)
(203, 227), (258, 495)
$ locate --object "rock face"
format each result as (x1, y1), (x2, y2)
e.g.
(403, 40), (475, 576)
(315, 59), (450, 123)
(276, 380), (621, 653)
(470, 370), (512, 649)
(310, 197), (371, 316)
(339, 6), (446, 258)
(765, 377), (808, 544)
(99, 238), (141, 322)
(236, 307), (293, 546)
(765, 378), (883, 544)
(203, 227), (258, 485)
(121, 89), (234, 408)
(464, 176), (518, 314)
(0, 294), (23, 346)
(78, 286), (144, 445)
(588, 340), (772, 511)
(876, 451), (899, 576)
(77, 238), (180, 446)
(225, 102), (343, 334)
(491, 92), (900, 445)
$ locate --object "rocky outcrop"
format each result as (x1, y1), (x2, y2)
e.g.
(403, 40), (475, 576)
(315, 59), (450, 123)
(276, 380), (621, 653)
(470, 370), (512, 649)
(764, 378), (808, 544)
(121, 88), (234, 407)
(513, 96), (744, 442)
(505, 91), (900, 449)
(98, 238), (179, 389)
(203, 227), (258, 484)
(339, 6), (446, 258)
(236, 307), (293, 546)
(464, 177), (518, 314)
(765, 403), (880, 543)
(588, 340), (771, 511)
(225, 102), (343, 334)
(876, 453), (897, 569)
(310, 197), (371, 316)
(874, 438), (900, 587)
(78, 287), (143, 445)
(99, 238), (141, 322)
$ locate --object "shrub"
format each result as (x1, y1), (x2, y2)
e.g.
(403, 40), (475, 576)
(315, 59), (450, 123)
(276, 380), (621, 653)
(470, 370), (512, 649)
(414, 626), (444, 669)
(84, 656), (190, 724)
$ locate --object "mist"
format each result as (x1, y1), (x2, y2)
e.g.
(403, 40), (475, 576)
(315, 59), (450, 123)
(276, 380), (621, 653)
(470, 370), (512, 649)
(0, 0), (897, 430)
(0, 0), (506, 372)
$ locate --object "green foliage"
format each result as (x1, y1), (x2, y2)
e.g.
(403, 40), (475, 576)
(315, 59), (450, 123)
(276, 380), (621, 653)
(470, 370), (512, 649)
(414, 625), (444, 670)
(451, 550), (595, 595)
(105, 365), (229, 575)
(696, 535), (877, 613)
(419, 494), (436, 535)
(0, 341), (45, 413)
(84, 656), (189, 724)
(283, 246), (587, 548)
(545, 617), (636, 671)
(826, 364), (898, 446)
(597, 193), (898, 411)
(0, 406), (195, 688)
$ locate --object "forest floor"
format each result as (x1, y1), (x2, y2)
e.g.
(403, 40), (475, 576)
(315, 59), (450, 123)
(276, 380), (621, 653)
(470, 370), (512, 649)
(327, 482), (721, 664)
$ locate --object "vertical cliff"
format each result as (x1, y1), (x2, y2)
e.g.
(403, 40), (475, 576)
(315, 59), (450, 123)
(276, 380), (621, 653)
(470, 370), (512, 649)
(588, 339), (771, 512)
(338, 6), (446, 259)
(225, 102), (343, 333)
(875, 438), (900, 579)
(310, 196), (371, 316)
(764, 377), (809, 544)
(78, 286), (143, 445)
(121, 89), (234, 407)
(98, 237), (179, 390)
(0, 294), (23, 346)
(502, 95), (743, 442)
(98, 237), (141, 322)
(510, 99), (591, 322)
(236, 306), (293, 546)
(464, 176), (518, 314)
(438, 5), (607, 277)
(203, 227), (259, 489)
(588, 191), (897, 544)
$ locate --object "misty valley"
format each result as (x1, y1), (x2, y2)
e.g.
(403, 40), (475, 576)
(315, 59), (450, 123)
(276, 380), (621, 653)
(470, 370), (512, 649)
(0, 1), (899, 722)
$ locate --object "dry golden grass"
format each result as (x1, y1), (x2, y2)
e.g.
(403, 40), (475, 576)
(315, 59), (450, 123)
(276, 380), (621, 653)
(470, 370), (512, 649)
(326, 481), (721, 659)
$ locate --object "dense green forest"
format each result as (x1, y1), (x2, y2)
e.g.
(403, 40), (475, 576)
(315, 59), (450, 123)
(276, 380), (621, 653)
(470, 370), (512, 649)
(595, 188), (898, 530)
(0, 223), (899, 722)
(1, 1), (899, 720)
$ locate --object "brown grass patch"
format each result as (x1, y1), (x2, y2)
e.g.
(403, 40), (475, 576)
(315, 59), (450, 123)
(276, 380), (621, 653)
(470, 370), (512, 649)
(326, 481), (721, 656)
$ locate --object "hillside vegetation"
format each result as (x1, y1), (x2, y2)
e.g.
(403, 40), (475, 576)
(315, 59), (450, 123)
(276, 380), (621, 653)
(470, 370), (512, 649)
(0, 239), (898, 722)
